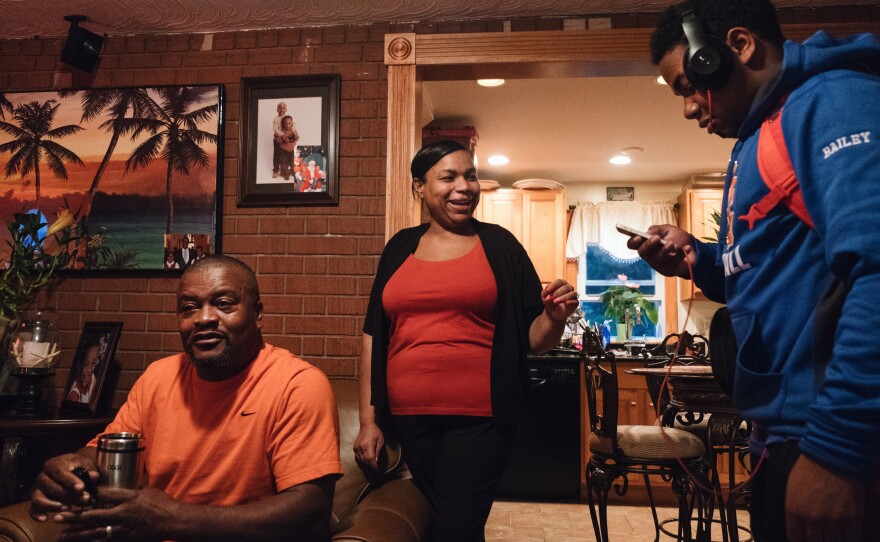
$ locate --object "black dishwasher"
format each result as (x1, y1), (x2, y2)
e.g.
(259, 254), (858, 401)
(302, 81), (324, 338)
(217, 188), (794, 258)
(497, 353), (581, 500)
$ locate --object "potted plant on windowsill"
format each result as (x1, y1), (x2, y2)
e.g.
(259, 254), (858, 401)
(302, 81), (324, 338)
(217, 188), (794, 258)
(600, 274), (659, 342)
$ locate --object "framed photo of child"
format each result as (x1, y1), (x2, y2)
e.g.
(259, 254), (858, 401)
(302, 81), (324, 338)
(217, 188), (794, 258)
(238, 74), (340, 207)
(60, 322), (122, 416)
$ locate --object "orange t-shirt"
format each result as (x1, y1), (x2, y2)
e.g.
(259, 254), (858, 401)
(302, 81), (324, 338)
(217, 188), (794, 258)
(90, 344), (342, 505)
(383, 240), (497, 416)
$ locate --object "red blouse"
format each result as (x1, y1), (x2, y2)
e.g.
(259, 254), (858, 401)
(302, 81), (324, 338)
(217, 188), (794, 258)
(383, 240), (497, 416)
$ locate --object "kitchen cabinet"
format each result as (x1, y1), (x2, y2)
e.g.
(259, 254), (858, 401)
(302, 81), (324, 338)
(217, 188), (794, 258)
(475, 188), (566, 285)
(677, 185), (723, 300)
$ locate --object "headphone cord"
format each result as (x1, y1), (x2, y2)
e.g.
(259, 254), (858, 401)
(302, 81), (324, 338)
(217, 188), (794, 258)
(656, 249), (766, 500)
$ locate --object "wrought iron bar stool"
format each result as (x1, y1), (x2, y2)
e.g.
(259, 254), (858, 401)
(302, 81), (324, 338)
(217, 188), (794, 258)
(582, 330), (712, 542)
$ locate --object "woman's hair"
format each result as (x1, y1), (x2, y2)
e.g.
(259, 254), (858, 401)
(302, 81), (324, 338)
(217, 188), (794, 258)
(410, 140), (469, 183)
(650, 0), (785, 66)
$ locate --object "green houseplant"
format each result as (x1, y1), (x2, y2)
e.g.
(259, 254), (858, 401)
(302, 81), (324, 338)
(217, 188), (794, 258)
(600, 274), (659, 340)
(1, 210), (76, 321)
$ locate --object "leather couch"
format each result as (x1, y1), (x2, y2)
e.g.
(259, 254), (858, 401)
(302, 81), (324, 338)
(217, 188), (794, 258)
(0, 376), (429, 542)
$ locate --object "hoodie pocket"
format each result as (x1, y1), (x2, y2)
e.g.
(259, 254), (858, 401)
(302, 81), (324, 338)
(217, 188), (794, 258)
(730, 311), (785, 419)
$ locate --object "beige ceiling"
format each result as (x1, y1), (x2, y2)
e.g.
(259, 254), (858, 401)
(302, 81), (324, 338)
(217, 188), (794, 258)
(422, 76), (735, 185)
(2, 0), (875, 186)
(1, 0), (876, 39)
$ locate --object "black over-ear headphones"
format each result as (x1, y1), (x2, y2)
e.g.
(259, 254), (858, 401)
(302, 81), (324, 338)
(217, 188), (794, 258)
(677, 0), (733, 91)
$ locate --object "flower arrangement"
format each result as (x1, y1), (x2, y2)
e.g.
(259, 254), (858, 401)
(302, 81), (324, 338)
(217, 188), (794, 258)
(1, 210), (76, 320)
(600, 274), (659, 326)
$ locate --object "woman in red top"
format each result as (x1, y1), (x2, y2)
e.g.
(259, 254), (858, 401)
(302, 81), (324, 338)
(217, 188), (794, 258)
(354, 140), (578, 541)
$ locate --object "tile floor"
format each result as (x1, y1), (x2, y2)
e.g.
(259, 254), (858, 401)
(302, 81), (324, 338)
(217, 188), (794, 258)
(485, 499), (751, 542)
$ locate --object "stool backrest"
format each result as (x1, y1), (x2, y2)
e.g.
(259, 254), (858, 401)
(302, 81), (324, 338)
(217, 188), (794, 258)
(582, 330), (621, 454)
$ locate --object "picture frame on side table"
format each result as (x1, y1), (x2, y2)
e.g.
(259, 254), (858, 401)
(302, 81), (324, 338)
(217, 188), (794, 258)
(238, 74), (340, 207)
(0, 84), (225, 274)
(60, 322), (122, 416)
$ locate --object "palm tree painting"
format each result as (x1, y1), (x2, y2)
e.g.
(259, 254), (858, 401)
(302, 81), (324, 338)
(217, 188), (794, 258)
(0, 93), (12, 119)
(0, 85), (223, 271)
(122, 86), (219, 234)
(59, 88), (153, 235)
(0, 100), (84, 207)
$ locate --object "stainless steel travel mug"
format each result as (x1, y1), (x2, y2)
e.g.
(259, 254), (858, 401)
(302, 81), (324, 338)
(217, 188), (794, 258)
(95, 432), (145, 489)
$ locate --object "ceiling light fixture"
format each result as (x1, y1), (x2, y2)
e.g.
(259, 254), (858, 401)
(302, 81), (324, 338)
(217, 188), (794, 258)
(487, 155), (509, 165)
(609, 146), (643, 166)
(656, 75), (667, 85)
(477, 79), (506, 87)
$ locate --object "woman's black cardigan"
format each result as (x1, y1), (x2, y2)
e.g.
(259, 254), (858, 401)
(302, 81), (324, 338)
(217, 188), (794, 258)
(363, 219), (544, 425)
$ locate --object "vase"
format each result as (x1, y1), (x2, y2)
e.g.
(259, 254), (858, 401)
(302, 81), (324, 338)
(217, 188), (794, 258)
(616, 323), (627, 342)
(4, 312), (58, 418)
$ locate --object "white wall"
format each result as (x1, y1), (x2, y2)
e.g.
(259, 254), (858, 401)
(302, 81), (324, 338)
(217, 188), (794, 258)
(562, 180), (683, 203)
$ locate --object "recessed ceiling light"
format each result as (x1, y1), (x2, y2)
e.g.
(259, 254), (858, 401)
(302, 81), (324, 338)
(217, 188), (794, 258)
(477, 79), (506, 87)
(656, 75), (667, 85)
(487, 155), (509, 165)
(610, 147), (642, 165)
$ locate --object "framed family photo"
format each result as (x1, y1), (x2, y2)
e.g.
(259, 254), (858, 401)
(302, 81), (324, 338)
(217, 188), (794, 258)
(60, 322), (122, 416)
(0, 84), (224, 274)
(238, 74), (340, 207)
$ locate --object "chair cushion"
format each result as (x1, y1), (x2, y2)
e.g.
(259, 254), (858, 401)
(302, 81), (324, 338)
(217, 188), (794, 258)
(589, 425), (706, 460)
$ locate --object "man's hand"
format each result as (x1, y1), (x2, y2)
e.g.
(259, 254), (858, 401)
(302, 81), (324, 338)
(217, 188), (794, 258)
(786, 455), (865, 542)
(353, 423), (385, 470)
(629, 224), (696, 279)
(56, 487), (177, 542)
(30, 454), (99, 522)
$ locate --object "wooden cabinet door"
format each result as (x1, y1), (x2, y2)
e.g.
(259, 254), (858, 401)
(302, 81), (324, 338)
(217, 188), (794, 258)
(475, 188), (566, 285)
(521, 190), (566, 285)
(677, 187), (723, 300)
(477, 189), (523, 241)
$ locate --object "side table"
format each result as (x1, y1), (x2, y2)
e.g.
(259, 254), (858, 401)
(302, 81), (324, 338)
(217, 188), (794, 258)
(0, 412), (115, 507)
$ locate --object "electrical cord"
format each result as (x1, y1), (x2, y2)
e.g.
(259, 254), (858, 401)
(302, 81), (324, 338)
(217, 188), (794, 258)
(656, 249), (766, 499)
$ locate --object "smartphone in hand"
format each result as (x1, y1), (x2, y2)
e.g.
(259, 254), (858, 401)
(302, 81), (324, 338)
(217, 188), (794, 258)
(615, 223), (652, 239)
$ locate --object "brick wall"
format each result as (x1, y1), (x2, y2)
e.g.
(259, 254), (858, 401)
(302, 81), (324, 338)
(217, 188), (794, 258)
(1, 23), (401, 409)
(1, 7), (878, 410)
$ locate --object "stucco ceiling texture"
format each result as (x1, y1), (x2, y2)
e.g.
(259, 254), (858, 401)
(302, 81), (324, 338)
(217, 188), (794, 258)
(1, 0), (876, 39)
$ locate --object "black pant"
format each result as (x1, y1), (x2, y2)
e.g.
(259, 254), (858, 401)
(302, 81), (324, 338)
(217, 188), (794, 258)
(393, 415), (516, 542)
(272, 139), (281, 173)
(751, 440), (880, 542)
(750, 441), (802, 542)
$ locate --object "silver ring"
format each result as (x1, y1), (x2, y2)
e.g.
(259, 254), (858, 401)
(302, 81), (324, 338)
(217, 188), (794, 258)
(105, 525), (113, 539)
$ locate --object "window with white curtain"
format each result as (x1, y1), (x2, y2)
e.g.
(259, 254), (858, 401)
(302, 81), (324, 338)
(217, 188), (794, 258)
(566, 201), (676, 339)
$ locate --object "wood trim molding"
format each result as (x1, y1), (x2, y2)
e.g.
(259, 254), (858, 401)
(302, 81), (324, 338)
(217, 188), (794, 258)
(384, 33), (416, 65)
(385, 63), (417, 239)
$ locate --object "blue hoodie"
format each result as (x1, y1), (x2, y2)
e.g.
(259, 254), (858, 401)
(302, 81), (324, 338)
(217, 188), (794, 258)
(690, 31), (880, 478)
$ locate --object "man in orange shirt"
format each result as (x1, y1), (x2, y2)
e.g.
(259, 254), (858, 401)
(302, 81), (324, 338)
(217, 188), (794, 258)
(29, 255), (342, 541)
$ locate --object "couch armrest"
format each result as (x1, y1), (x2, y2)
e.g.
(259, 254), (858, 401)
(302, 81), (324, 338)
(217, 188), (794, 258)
(331, 478), (429, 542)
(0, 501), (62, 542)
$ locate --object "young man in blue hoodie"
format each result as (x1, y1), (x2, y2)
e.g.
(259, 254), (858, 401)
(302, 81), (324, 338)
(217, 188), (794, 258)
(632, 1), (880, 541)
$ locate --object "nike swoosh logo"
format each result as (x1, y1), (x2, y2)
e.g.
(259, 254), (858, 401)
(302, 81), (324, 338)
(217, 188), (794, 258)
(240, 411), (257, 417)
